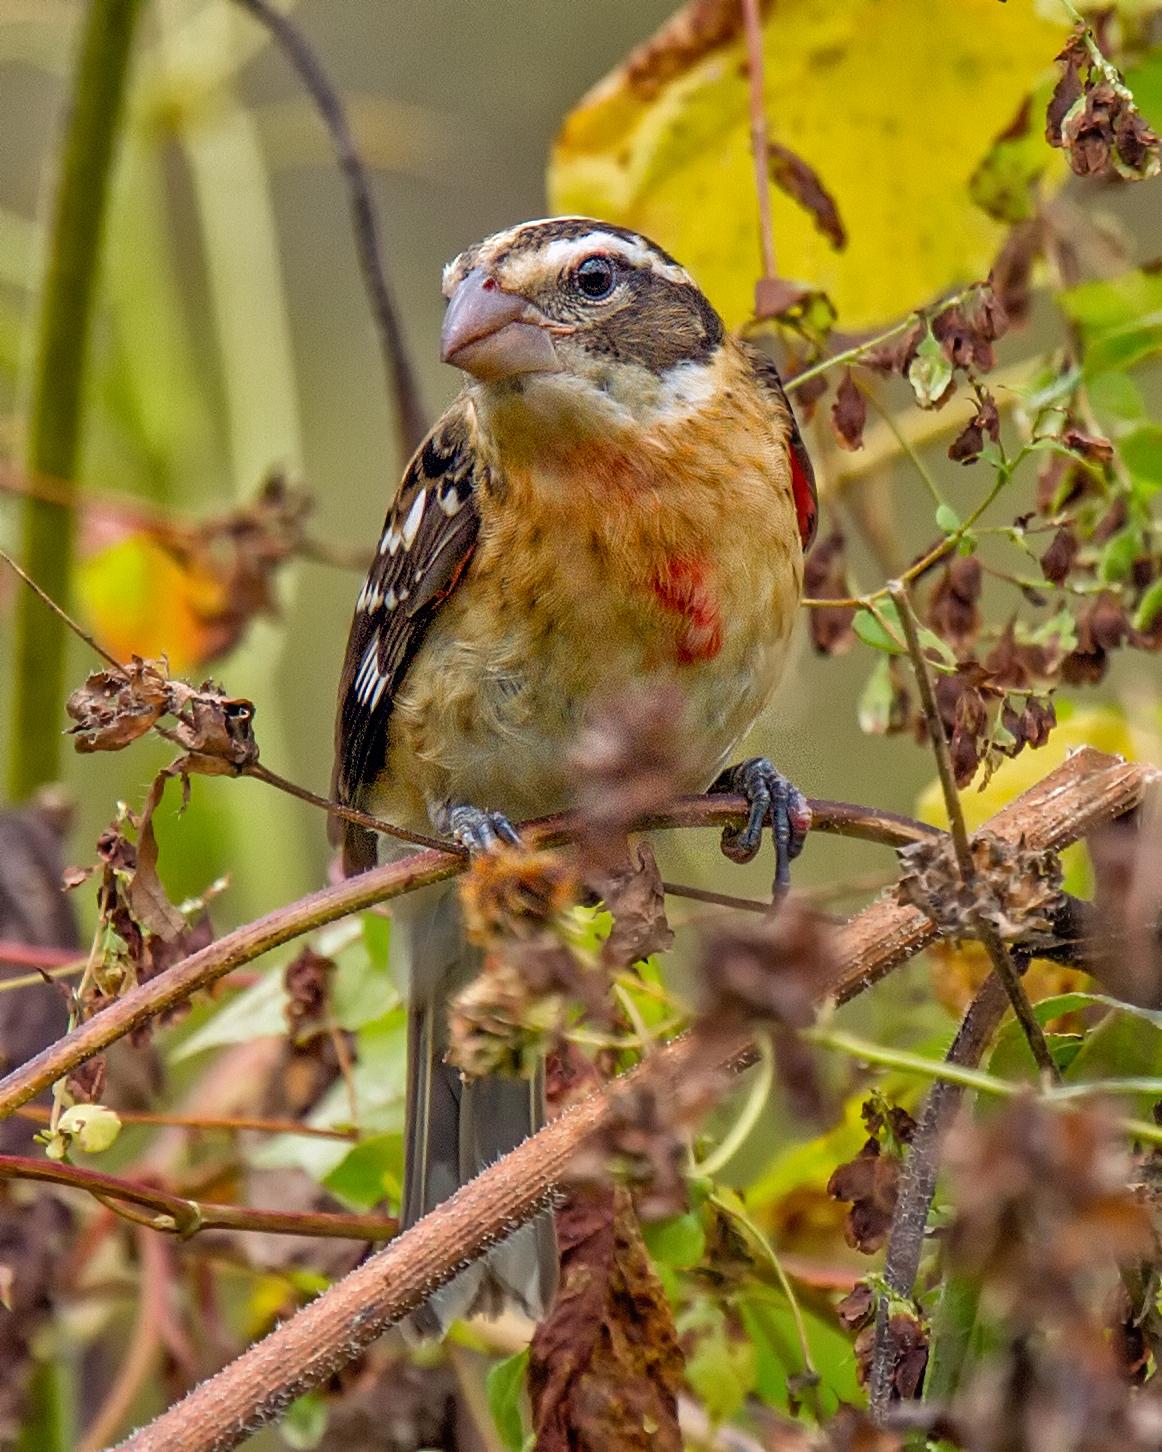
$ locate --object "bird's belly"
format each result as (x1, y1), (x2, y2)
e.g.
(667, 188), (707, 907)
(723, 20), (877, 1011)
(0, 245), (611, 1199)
(383, 584), (794, 827)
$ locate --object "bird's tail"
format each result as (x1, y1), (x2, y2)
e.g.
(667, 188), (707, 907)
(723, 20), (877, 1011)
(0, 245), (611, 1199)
(398, 883), (558, 1339)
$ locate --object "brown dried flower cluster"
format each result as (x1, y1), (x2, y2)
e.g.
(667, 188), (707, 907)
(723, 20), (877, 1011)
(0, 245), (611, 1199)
(895, 831), (1064, 942)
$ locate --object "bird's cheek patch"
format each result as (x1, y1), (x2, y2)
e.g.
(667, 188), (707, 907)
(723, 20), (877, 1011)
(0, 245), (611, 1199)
(651, 556), (724, 664)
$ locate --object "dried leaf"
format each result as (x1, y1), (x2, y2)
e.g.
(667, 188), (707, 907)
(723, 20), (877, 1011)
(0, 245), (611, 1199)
(599, 841), (674, 970)
(66, 658), (169, 753)
(831, 369), (867, 451)
(767, 140), (846, 250)
(805, 532), (856, 656)
(528, 1184), (684, 1452)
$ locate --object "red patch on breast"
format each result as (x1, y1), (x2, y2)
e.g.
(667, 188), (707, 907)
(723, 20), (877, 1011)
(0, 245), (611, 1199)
(651, 556), (723, 664)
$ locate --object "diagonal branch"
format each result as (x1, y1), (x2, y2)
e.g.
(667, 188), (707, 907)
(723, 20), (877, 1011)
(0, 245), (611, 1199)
(109, 747), (1152, 1452)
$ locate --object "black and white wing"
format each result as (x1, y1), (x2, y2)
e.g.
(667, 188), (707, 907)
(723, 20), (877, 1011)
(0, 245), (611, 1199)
(332, 400), (483, 870)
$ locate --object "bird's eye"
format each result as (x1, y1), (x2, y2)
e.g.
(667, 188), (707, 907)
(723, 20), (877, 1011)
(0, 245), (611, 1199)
(575, 255), (616, 300)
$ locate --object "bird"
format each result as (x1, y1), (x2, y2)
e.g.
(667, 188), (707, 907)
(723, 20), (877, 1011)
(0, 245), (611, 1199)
(332, 216), (817, 1335)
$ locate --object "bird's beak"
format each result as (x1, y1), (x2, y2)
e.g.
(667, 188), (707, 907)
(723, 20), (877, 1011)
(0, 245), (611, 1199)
(440, 269), (561, 380)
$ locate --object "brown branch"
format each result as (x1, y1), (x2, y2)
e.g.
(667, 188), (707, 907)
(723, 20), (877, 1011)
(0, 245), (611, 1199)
(228, 0), (426, 462)
(889, 580), (1059, 1081)
(110, 748), (1152, 1452)
(0, 794), (934, 1123)
(13, 1105), (357, 1142)
(0, 1154), (396, 1241)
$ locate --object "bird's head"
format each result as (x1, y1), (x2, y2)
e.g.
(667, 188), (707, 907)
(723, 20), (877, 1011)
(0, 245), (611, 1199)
(439, 217), (725, 427)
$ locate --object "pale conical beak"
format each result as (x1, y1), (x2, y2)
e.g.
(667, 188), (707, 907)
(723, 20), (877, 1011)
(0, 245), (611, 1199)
(440, 269), (561, 380)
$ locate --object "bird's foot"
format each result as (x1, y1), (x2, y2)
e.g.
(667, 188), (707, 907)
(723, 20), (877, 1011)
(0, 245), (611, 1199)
(712, 758), (811, 893)
(441, 802), (522, 856)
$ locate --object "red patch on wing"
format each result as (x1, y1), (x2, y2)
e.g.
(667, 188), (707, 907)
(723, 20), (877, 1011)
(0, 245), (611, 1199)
(789, 445), (818, 550)
(651, 556), (723, 664)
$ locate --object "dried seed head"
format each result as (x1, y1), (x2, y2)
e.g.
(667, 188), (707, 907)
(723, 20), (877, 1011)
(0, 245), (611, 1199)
(896, 831), (1065, 942)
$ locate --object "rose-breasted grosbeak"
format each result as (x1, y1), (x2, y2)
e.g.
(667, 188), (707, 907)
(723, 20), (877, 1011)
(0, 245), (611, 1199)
(333, 217), (817, 1334)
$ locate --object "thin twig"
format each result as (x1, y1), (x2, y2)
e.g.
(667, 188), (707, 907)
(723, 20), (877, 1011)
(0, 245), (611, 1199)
(229, 0), (426, 462)
(806, 1027), (1162, 1141)
(0, 545), (122, 670)
(888, 580), (1059, 1081)
(245, 760), (456, 855)
(0, 1154), (397, 1240)
(661, 880), (772, 915)
(2, 550), (453, 857)
(99, 749), (1152, 1452)
(741, 0), (777, 285)
(13, 1105), (357, 1141)
(887, 580), (972, 876)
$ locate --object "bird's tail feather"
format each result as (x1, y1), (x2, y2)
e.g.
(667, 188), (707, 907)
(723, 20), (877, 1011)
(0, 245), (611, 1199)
(399, 883), (557, 1339)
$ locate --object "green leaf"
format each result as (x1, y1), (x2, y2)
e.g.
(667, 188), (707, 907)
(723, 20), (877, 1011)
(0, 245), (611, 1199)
(487, 1348), (530, 1452)
(322, 1133), (402, 1212)
(922, 1273), (981, 1408)
(1133, 576), (1162, 633)
(907, 328), (954, 409)
(854, 600), (956, 668)
(1120, 424), (1162, 504)
(170, 968), (288, 1060)
(1061, 268), (1162, 374)
(361, 911), (392, 976)
(989, 992), (1162, 1085)
(935, 502), (961, 534)
(1064, 1004), (1162, 1112)
(332, 939), (399, 1031)
(681, 1301), (756, 1423)
(968, 88), (1051, 224)
(854, 607), (904, 654)
(1086, 370), (1146, 429)
(644, 1212), (706, 1270)
(1098, 525), (1143, 584)
(282, 1392), (328, 1450)
(857, 656), (896, 735)
(739, 1292), (861, 1415)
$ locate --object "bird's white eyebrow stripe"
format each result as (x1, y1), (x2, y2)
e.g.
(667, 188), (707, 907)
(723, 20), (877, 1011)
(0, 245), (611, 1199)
(527, 232), (691, 285)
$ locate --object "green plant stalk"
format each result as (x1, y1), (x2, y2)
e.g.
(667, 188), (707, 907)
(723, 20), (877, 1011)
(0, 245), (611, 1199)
(8, 0), (145, 799)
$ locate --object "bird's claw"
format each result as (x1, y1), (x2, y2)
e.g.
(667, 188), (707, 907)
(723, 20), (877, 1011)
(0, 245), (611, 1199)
(443, 803), (521, 856)
(713, 758), (811, 893)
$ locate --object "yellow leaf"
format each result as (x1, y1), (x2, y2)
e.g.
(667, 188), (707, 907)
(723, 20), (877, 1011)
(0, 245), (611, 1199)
(78, 533), (227, 672)
(549, 0), (1066, 330)
(916, 706), (1143, 899)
